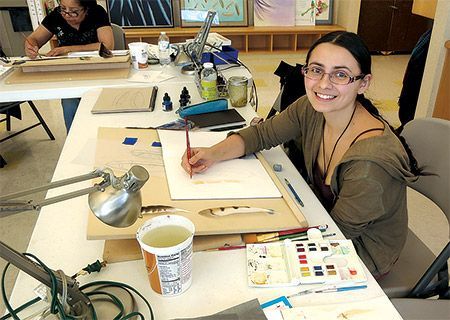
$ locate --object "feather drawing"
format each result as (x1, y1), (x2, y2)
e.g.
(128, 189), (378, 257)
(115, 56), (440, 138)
(198, 206), (275, 217)
(141, 205), (189, 216)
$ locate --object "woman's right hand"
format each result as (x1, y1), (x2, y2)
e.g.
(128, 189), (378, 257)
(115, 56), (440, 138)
(24, 40), (39, 59)
(181, 147), (217, 176)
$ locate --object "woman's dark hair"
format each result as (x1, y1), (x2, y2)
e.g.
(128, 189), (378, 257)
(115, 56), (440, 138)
(306, 31), (420, 175)
(78, 0), (97, 9)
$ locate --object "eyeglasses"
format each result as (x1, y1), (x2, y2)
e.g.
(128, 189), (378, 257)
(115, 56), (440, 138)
(57, 6), (84, 17)
(302, 66), (365, 85)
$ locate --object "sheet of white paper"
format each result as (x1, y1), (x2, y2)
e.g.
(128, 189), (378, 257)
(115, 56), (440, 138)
(281, 296), (401, 320)
(127, 71), (175, 84)
(158, 130), (282, 200)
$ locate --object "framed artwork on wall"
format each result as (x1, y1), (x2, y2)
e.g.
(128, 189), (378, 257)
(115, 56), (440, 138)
(295, 0), (315, 26)
(315, 0), (334, 25)
(107, 0), (174, 28)
(180, 0), (247, 27)
(254, 0), (295, 27)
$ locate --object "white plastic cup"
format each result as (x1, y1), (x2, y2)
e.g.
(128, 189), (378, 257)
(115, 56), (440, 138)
(136, 215), (195, 296)
(128, 42), (149, 70)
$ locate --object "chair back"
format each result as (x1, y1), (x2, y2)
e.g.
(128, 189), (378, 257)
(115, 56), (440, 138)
(111, 23), (126, 50)
(402, 117), (450, 235)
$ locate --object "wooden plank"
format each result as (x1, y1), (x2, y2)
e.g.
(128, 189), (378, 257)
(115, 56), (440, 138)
(5, 67), (130, 84)
(86, 127), (308, 240)
(103, 234), (243, 263)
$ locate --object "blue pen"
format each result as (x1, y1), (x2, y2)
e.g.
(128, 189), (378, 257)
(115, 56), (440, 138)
(315, 285), (368, 293)
(284, 178), (304, 207)
(287, 285), (368, 298)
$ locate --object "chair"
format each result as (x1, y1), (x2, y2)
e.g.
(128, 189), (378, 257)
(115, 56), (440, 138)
(0, 101), (55, 168)
(378, 118), (450, 303)
(111, 23), (126, 50)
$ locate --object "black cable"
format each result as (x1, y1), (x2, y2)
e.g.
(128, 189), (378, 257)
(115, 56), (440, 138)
(1, 258), (152, 320)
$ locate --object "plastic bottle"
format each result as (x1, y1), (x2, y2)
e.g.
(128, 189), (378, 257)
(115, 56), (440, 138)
(158, 32), (170, 66)
(200, 62), (218, 100)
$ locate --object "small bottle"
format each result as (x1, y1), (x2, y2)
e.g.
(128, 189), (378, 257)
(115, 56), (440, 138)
(158, 32), (170, 66)
(162, 93), (173, 111)
(200, 62), (218, 100)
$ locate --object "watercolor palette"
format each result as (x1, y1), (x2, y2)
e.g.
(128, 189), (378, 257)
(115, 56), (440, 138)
(247, 239), (366, 287)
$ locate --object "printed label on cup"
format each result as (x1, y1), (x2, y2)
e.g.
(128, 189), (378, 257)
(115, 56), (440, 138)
(128, 42), (148, 70)
(136, 215), (195, 296)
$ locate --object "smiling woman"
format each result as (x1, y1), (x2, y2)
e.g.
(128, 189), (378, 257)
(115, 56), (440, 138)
(24, 0), (114, 132)
(180, 31), (422, 280)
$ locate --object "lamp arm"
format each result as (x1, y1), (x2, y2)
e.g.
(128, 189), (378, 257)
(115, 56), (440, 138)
(0, 170), (110, 214)
(36, 180), (111, 210)
(0, 169), (104, 201)
(0, 240), (90, 309)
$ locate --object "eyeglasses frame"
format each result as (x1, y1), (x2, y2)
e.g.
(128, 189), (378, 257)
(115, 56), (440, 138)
(301, 66), (365, 85)
(57, 6), (85, 17)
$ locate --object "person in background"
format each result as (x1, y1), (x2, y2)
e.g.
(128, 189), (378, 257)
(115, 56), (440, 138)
(24, 0), (113, 132)
(181, 31), (420, 279)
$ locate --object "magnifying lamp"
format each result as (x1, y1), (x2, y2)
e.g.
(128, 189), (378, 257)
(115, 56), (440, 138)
(0, 165), (149, 317)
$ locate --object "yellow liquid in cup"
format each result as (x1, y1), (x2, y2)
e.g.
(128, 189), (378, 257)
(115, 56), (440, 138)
(142, 225), (191, 248)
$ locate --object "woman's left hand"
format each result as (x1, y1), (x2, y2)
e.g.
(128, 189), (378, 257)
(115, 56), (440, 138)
(46, 46), (70, 56)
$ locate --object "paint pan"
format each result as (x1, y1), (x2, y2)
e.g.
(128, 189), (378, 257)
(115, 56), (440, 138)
(136, 215), (195, 296)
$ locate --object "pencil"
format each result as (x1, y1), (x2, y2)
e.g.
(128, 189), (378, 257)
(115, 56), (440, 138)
(205, 245), (246, 251)
(284, 178), (304, 207)
(21, 32), (41, 59)
(185, 117), (192, 178)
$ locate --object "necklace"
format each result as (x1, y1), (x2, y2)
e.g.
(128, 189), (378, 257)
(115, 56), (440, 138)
(321, 106), (357, 180)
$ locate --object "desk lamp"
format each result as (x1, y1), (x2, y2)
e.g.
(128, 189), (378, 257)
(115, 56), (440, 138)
(0, 165), (149, 317)
(180, 10), (216, 75)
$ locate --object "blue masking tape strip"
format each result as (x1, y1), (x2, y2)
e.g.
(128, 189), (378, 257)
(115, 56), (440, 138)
(123, 137), (138, 145)
(152, 141), (162, 147)
(177, 98), (228, 118)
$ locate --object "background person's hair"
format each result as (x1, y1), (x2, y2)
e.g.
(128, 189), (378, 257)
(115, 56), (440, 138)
(306, 31), (421, 175)
(78, 0), (97, 9)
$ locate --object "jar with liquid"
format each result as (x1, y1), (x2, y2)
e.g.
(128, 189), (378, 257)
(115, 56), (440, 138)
(200, 62), (218, 100)
(228, 76), (248, 107)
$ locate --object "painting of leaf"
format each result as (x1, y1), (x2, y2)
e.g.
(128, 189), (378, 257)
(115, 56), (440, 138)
(108, 0), (174, 27)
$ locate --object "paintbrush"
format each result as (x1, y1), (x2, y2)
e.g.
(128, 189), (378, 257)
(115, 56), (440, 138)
(185, 117), (192, 179)
(242, 224), (328, 244)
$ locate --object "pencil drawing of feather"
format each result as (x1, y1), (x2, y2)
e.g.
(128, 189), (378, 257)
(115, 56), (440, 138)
(198, 206), (275, 217)
(141, 205), (189, 215)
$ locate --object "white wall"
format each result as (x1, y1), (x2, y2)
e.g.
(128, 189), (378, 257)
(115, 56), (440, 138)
(416, 0), (450, 117)
(334, 0), (361, 33)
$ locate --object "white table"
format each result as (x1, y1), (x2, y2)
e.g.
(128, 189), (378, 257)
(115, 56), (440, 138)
(6, 67), (403, 319)
(0, 64), (249, 103)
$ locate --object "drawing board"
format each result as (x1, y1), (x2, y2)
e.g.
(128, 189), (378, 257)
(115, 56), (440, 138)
(86, 127), (308, 240)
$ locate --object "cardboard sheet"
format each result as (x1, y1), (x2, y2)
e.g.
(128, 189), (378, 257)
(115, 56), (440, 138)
(5, 67), (130, 84)
(86, 127), (307, 240)
(11, 55), (130, 73)
(91, 86), (155, 114)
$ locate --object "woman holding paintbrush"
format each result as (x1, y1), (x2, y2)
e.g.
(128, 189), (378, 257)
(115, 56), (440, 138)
(24, 0), (113, 132)
(181, 31), (420, 280)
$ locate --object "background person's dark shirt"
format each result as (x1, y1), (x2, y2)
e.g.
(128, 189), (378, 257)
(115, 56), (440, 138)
(41, 5), (110, 47)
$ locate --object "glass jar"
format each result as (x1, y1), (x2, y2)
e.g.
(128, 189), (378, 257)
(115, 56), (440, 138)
(228, 76), (248, 107)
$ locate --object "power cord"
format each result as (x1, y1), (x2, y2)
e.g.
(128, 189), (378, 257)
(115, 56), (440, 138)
(1, 256), (154, 320)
